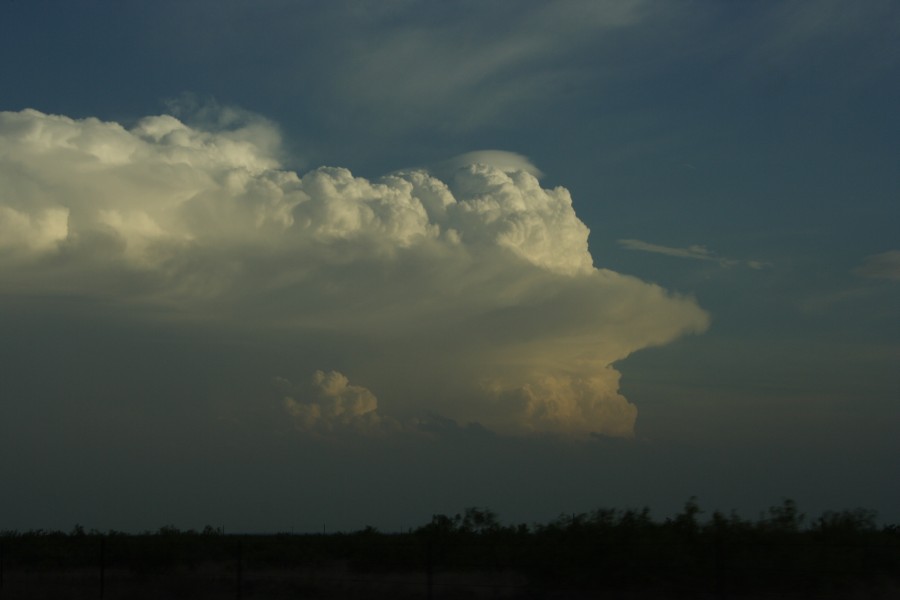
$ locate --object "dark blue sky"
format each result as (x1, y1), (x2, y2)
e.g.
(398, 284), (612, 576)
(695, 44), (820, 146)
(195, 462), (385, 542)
(1, 1), (898, 531)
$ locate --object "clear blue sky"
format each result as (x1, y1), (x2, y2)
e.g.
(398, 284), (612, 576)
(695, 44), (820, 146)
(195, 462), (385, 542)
(1, 1), (898, 531)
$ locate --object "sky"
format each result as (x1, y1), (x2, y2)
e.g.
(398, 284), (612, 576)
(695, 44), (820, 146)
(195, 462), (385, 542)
(1, 0), (898, 533)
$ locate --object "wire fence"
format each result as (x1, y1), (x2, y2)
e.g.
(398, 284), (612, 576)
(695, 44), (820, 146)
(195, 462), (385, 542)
(0, 532), (898, 599)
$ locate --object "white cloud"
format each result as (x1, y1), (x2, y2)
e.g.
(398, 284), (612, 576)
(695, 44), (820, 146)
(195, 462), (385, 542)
(431, 150), (543, 179)
(280, 371), (398, 435)
(0, 108), (709, 437)
(485, 369), (636, 437)
(0, 206), (69, 254)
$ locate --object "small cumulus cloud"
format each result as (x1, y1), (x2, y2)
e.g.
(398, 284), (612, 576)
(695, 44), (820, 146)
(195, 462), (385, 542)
(618, 239), (767, 269)
(0, 107), (710, 438)
(855, 250), (900, 281)
(279, 371), (399, 435)
(276, 372), (489, 438)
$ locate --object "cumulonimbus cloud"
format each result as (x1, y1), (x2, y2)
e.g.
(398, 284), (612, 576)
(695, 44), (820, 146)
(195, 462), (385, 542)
(0, 108), (709, 437)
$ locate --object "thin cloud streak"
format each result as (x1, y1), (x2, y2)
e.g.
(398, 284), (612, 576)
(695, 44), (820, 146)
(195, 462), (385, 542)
(618, 239), (767, 270)
(855, 250), (900, 281)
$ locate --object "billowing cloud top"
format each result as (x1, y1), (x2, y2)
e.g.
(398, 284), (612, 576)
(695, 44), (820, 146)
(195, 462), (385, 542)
(0, 108), (709, 437)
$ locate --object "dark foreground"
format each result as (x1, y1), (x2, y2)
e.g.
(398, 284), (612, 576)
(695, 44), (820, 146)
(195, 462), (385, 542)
(2, 502), (898, 598)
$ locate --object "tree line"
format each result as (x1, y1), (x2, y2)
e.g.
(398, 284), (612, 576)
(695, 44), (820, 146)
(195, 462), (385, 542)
(1, 499), (898, 598)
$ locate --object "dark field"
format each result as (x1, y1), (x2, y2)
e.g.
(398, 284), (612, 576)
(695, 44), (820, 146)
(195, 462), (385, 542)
(2, 502), (898, 599)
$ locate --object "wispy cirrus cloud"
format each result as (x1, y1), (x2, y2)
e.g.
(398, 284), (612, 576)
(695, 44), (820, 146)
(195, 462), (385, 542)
(323, 0), (651, 131)
(618, 239), (767, 270)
